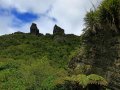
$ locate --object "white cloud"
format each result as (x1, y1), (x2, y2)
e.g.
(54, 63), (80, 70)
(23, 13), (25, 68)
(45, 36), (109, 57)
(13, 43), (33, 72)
(0, 0), (56, 13)
(49, 0), (102, 35)
(0, 15), (15, 35)
(0, 0), (102, 35)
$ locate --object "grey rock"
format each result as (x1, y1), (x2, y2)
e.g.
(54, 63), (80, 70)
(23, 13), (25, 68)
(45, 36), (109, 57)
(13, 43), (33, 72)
(30, 23), (39, 35)
(53, 25), (64, 36)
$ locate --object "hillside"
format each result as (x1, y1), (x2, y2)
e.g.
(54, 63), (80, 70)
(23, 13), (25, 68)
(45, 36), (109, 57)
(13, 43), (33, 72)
(0, 25), (82, 89)
(0, 0), (120, 90)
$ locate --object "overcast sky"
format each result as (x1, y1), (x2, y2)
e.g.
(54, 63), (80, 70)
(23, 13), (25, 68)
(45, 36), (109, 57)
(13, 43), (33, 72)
(0, 0), (102, 35)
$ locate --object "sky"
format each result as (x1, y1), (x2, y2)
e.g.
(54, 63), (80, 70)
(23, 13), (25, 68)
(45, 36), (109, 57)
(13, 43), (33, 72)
(0, 0), (102, 35)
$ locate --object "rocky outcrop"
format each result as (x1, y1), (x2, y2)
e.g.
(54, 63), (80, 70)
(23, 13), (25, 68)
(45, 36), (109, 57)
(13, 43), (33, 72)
(53, 25), (64, 36)
(53, 25), (65, 43)
(30, 23), (39, 35)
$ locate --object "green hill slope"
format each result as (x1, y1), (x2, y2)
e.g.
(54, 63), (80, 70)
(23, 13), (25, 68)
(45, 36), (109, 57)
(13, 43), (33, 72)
(0, 33), (81, 89)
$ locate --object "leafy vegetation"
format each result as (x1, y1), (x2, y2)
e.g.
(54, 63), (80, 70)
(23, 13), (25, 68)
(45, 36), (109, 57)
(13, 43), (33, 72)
(84, 0), (120, 32)
(54, 74), (108, 90)
(79, 0), (120, 89)
(0, 33), (109, 90)
(0, 33), (81, 89)
(0, 0), (119, 89)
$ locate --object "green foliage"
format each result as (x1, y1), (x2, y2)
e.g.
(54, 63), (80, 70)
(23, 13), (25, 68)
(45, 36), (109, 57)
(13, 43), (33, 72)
(84, 0), (120, 31)
(0, 33), (81, 90)
(0, 56), (68, 90)
(82, 0), (120, 69)
(66, 74), (88, 87)
(81, 0), (120, 89)
(87, 74), (108, 86)
(54, 74), (108, 89)
(0, 34), (81, 67)
(84, 10), (100, 32)
(0, 0), (118, 89)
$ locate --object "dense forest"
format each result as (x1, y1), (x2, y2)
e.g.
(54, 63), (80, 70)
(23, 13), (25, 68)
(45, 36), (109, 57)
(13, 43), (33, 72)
(0, 0), (120, 90)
